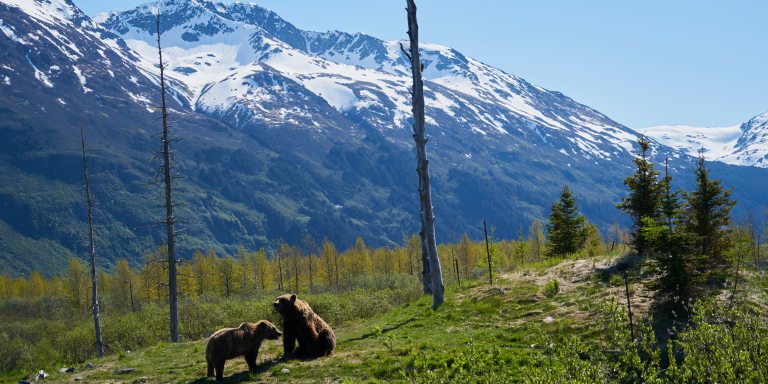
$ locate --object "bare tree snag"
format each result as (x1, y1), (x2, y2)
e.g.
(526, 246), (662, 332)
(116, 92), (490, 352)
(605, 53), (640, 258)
(404, 0), (444, 308)
(80, 127), (105, 358)
(156, 12), (179, 342)
(420, 231), (431, 294)
(484, 220), (493, 284)
(618, 263), (635, 341)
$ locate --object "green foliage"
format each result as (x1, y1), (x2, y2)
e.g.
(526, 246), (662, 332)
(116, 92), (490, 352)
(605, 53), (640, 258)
(543, 279), (560, 298)
(381, 335), (515, 384)
(546, 185), (589, 257)
(683, 154), (737, 270)
(666, 299), (768, 382)
(638, 153), (737, 315)
(617, 137), (663, 256)
(642, 216), (701, 315)
(526, 300), (768, 383)
(528, 219), (546, 261)
(0, 277), (420, 373)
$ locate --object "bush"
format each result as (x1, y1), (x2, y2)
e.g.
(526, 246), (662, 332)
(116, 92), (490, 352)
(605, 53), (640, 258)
(543, 279), (559, 298)
(526, 299), (768, 383)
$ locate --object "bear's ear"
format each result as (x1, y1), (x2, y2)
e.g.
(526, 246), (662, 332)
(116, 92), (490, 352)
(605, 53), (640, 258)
(290, 294), (296, 303)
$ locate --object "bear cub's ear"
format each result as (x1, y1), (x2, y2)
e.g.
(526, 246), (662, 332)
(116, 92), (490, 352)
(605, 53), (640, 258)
(290, 294), (297, 303)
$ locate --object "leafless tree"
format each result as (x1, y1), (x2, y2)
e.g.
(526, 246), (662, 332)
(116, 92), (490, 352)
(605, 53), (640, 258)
(155, 11), (179, 342)
(80, 128), (105, 357)
(402, 0), (444, 308)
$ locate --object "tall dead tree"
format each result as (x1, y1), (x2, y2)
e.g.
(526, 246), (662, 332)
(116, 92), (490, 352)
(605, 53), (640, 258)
(402, 0), (444, 308)
(156, 12), (179, 342)
(80, 128), (105, 358)
(484, 220), (493, 284)
(420, 232), (431, 293)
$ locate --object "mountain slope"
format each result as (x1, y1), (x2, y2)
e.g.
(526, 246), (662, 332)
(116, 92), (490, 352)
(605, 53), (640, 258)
(1, 0), (767, 276)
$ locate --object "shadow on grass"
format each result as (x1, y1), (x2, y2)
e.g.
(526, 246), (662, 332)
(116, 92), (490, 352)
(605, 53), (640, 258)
(189, 360), (279, 383)
(595, 252), (643, 281)
(345, 317), (416, 342)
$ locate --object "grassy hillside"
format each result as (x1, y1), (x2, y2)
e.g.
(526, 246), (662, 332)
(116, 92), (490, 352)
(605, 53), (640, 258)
(4, 253), (765, 383)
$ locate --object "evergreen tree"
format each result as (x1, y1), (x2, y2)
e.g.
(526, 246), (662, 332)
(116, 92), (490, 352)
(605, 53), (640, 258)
(546, 185), (589, 257)
(618, 137), (663, 256)
(642, 176), (701, 313)
(683, 153), (736, 272)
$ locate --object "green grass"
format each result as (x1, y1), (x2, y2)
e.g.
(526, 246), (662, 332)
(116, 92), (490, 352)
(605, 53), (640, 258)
(1, 256), (618, 383)
(3, 254), (765, 383)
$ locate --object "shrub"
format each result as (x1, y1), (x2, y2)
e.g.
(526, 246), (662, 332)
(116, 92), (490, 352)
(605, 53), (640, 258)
(526, 299), (768, 383)
(543, 279), (559, 298)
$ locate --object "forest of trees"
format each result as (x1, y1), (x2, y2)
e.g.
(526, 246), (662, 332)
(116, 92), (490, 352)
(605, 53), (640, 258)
(0, 230), (616, 308)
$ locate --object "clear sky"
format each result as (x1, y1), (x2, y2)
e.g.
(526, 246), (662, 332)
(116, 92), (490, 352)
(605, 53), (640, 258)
(75, 0), (768, 129)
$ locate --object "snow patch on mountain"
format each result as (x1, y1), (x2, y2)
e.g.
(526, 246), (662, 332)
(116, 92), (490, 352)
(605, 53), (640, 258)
(0, 18), (28, 44)
(26, 55), (53, 87)
(0, 0), (84, 25)
(302, 76), (357, 111)
(72, 65), (91, 93)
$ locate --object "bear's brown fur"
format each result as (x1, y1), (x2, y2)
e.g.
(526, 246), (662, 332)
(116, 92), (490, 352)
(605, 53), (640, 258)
(273, 294), (336, 359)
(205, 320), (282, 381)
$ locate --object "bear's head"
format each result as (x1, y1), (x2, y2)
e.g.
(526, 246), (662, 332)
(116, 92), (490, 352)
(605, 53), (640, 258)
(256, 320), (282, 340)
(273, 294), (298, 316)
(239, 321), (282, 341)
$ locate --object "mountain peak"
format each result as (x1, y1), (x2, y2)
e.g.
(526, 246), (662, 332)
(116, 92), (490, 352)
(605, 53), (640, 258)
(0, 0), (88, 25)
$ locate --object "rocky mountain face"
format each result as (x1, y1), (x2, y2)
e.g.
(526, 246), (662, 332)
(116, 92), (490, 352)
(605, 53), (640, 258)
(1, 0), (766, 275)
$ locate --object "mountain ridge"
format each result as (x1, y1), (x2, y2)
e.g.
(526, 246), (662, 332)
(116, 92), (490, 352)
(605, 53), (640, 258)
(1, 0), (767, 276)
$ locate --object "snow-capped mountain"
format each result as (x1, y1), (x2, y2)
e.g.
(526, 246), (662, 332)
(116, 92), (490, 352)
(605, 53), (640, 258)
(2, 0), (767, 275)
(639, 113), (768, 168)
(637, 124), (743, 160)
(99, 0), (640, 162)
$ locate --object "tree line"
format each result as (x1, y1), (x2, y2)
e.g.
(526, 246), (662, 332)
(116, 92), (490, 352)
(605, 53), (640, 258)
(0, 227), (618, 309)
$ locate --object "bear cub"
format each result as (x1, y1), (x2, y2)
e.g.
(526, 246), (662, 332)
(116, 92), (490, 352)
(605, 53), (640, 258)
(205, 320), (282, 381)
(273, 294), (336, 359)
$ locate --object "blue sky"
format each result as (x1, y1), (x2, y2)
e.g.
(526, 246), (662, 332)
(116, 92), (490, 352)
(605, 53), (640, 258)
(76, 0), (768, 128)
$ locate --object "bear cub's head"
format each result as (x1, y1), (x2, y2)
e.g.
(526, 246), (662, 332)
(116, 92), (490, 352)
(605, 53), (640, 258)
(240, 320), (282, 340)
(273, 294), (298, 316)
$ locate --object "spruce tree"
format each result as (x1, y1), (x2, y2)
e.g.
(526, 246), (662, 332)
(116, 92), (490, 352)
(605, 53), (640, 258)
(618, 137), (662, 257)
(546, 185), (589, 257)
(683, 152), (736, 272)
(642, 161), (700, 313)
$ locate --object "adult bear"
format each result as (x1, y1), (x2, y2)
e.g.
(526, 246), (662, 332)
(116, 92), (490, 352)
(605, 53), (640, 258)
(205, 320), (282, 381)
(273, 294), (336, 359)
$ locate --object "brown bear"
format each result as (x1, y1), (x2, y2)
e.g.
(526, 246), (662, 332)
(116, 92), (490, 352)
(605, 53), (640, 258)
(205, 320), (282, 381)
(273, 294), (336, 359)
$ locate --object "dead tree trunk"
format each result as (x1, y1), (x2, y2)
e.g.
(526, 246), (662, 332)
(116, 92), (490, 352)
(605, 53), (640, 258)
(156, 12), (179, 342)
(80, 128), (105, 358)
(484, 220), (493, 284)
(619, 264), (635, 341)
(404, 0), (444, 308)
(731, 234), (745, 307)
(420, 231), (431, 294)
